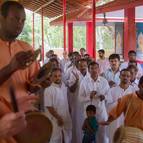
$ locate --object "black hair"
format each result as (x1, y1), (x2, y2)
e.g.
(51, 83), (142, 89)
(49, 58), (59, 64)
(98, 49), (105, 54)
(88, 61), (99, 69)
(86, 105), (96, 112)
(0, 1), (24, 17)
(84, 54), (90, 57)
(73, 51), (80, 55)
(120, 68), (130, 75)
(109, 54), (120, 61)
(139, 76), (143, 85)
(128, 61), (137, 66)
(78, 58), (87, 64)
(48, 50), (54, 53)
(128, 50), (136, 55)
(51, 54), (57, 58)
(80, 48), (85, 51)
(51, 67), (62, 74)
(127, 65), (138, 72)
(68, 52), (73, 58)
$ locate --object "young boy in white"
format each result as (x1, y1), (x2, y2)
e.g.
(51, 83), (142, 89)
(79, 62), (110, 143)
(44, 68), (72, 143)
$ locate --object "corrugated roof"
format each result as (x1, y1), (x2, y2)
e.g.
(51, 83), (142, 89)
(22, 0), (91, 18)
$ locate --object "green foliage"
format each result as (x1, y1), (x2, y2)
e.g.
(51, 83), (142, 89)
(17, 9), (115, 55)
(18, 10), (32, 45)
(73, 25), (86, 51)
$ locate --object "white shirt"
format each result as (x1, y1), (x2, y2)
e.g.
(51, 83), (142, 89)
(44, 82), (72, 130)
(130, 79), (139, 91)
(67, 69), (88, 87)
(64, 61), (72, 73)
(97, 58), (110, 74)
(60, 58), (70, 72)
(67, 70), (88, 143)
(120, 61), (143, 79)
(106, 85), (135, 106)
(79, 75), (110, 121)
(103, 68), (120, 85)
(106, 84), (135, 143)
(63, 65), (79, 85)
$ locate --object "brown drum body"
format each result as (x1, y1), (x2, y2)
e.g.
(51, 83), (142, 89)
(15, 112), (52, 143)
(113, 126), (143, 143)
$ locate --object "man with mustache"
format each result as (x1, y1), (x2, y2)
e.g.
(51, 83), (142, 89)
(103, 54), (120, 88)
(0, 1), (39, 143)
(106, 69), (135, 143)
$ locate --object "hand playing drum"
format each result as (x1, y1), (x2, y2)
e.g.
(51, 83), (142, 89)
(10, 50), (35, 71)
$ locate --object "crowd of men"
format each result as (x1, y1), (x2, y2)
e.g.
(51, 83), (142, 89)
(43, 47), (143, 143)
(0, 1), (143, 143)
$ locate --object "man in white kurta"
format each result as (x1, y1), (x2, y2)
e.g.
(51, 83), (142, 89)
(60, 51), (70, 72)
(67, 59), (88, 143)
(106, 69), (135, 143)
(79, 61), (110, 143)
(97, 49), (110, 74)
(127, 65), (139, 91)
(63, 52), (81, 85)
(44, 68), (72, 143)
(103, 54), (121, 87)
(120, 50), (143, 79)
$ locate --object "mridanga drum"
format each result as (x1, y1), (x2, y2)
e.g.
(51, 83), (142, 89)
(15, 111), (52, 143)
(113, 126), (143, 143)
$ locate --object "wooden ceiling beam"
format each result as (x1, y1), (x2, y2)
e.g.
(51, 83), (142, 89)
(96, 0), (143, 13)
(50, 0), (143, 25)
(34, 0), (55, 12)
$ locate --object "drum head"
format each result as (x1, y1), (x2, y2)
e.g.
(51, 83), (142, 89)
(15, 112), (52, 143)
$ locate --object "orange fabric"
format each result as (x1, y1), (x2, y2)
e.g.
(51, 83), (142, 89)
(0, 39), (39, 101)
(0, 97), (17, 143)
(109, 93), (143, 130)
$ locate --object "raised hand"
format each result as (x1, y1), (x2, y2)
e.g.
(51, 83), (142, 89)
(72, 71), (79, 81)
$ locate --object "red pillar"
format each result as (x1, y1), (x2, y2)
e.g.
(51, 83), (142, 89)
(124, 8), (136, 61)
(41, 8), (44, 63)
(63, 0), (66, 51)
(32, 13), (35, 49)
(86, 22), (94, 57)
(92, 0), (96, 59)
(68, 23), (73, 53)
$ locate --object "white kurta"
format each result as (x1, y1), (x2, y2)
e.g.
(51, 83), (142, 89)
(64, 61), (72, 73)
(106, 85), (135, 143)
(97, 58), (110, 74)
(60, 58), (70, 72)
(67, 70), (87, 143)
(63, 65), (78, 85)
(44, 83), (72, 143)
(130, 79), (139, 91)
(120, 61), (143, 79)
(103, 68), (120, 86)
(79, 75), (110, 143)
